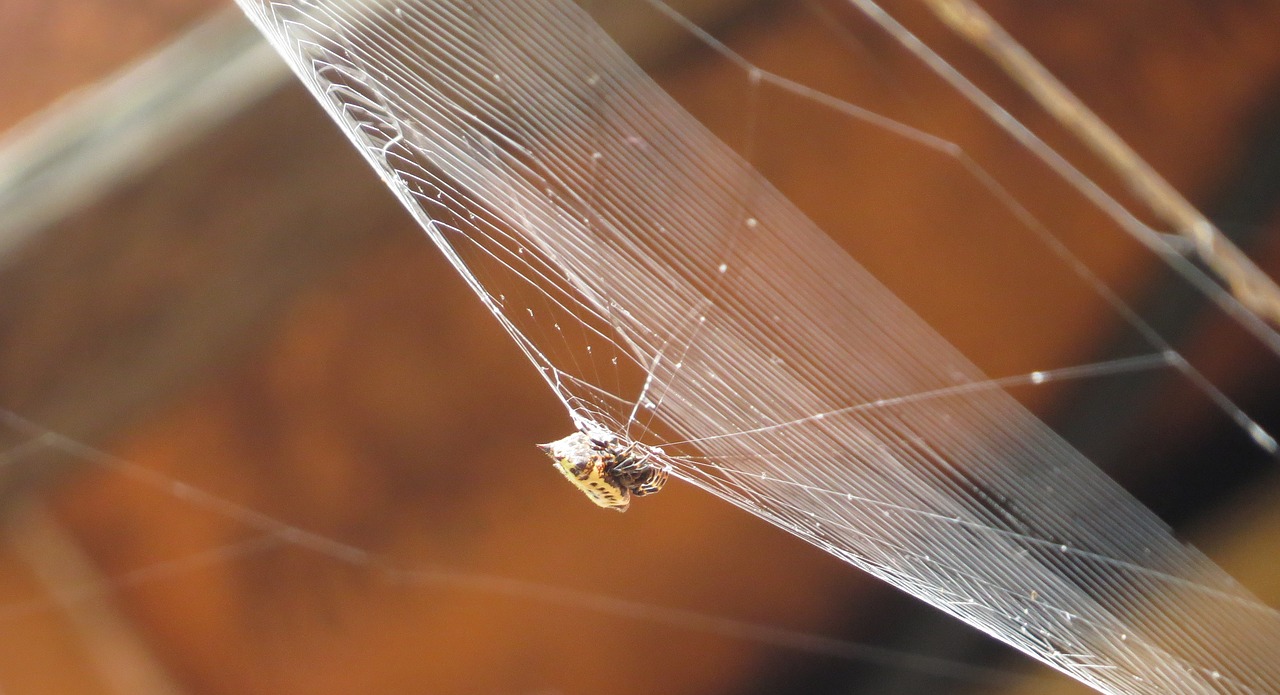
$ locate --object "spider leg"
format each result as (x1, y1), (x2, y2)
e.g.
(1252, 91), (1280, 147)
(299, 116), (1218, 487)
(609, 443), (650, 475)
(628, 464), (669, 497)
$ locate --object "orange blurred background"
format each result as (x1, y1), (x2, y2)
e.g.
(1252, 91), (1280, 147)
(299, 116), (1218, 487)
(0, 1), (1279, 693)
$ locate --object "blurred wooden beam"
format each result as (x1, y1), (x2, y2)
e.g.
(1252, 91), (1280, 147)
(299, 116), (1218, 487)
(4, 498), (188, 695)
(0, 8), (288, 257)
(0, 0), (225, 133)
(0, 80), (398, 481)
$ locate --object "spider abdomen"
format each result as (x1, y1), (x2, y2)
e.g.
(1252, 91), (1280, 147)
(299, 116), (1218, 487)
(538, 430), (669, 511)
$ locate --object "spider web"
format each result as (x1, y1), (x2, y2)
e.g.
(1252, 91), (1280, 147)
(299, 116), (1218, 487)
(213, 0), (1280, 693)
(4, 0), (1278, 693)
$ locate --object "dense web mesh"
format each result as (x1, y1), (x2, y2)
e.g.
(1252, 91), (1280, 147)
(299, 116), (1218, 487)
(215, 1), (1280, 693)
(4, 1), (1278, 693)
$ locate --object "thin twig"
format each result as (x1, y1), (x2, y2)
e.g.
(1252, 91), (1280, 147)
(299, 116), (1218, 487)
(924, 0), (1280, 326)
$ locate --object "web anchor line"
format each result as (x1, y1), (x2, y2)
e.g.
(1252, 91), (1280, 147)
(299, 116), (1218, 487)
(231, 1), (1280, 692)
(660, 352), (1177, 450)
(0, 410), (1044, 688)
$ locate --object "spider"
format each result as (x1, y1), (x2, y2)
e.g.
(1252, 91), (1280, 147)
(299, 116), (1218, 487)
(538, 427), (669, 512)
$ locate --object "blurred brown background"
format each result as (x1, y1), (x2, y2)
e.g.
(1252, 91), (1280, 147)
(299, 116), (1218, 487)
(0, 1), (1279, 693)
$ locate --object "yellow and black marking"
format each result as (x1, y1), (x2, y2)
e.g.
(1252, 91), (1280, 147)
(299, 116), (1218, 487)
(615, 457), (668, 497)
(538, 431), (668, 512)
